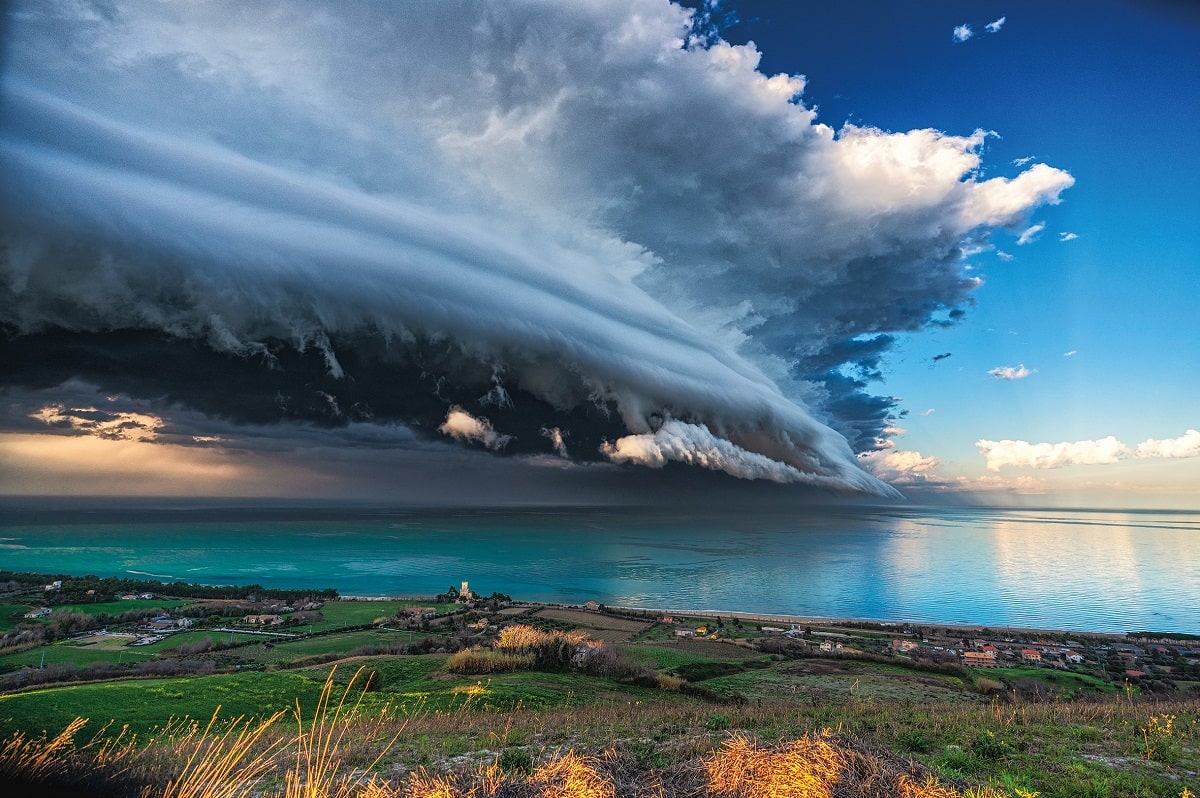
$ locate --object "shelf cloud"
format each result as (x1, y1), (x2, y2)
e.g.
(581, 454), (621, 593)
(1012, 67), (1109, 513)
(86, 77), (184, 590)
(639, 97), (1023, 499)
(0, 0), (1073, 497)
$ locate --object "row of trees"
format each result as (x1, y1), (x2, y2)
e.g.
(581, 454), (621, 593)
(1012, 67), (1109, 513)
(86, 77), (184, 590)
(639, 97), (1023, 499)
(0, 570), (338, 605)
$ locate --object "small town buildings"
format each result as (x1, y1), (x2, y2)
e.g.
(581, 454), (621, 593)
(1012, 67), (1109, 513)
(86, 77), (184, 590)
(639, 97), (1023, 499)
(1064, 651), (1085, 663)
(674, 629), (695, 638)
(963, 651), (998, 668)
(244, 614), (284, 625)
(44, 580), (62, 591)
(23, 608), (51, 619)
(891, 639), (919, 652)
(1021, 649), (1042, 663)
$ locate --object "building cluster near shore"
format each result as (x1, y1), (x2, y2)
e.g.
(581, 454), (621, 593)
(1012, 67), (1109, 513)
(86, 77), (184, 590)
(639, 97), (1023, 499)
(629, 605), (1199, 688)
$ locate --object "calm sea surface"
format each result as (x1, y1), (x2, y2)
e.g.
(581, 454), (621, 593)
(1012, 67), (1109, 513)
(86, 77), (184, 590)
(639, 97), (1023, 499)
(1, 505), (1196, 635)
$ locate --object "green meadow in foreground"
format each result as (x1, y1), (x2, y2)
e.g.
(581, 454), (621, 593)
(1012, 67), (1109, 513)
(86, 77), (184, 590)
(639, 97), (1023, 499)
(1, 662), (1197, 798)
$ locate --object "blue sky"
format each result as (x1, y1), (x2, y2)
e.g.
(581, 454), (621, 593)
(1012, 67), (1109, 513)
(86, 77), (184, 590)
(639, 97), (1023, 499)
(0, 1), (1196, 508)
(713, 1), (1200, 506)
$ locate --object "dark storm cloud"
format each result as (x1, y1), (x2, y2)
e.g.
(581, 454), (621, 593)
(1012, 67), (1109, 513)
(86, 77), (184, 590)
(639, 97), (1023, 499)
(0, 0), (1073, 496)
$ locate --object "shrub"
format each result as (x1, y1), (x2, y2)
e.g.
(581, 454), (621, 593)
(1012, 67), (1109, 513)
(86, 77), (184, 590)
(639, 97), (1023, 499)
(446, 648), (534, 674)
(497, 747), (534, 774)
(655, 672), (686, 691)
(898, 729), (931, 753)
(705, 713), (730, 731)
(970, 731), (1013, 761)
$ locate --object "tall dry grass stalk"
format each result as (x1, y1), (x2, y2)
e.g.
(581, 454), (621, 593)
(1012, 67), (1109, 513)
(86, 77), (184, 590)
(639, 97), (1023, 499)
(157, 708), (289, 798)
(284, 666), (406, 798)
(0, 715), (88, 782)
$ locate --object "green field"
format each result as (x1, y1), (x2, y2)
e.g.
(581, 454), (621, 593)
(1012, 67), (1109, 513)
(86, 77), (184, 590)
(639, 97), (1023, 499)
(134, 629), (266, 653)
(0, 669), (340, 735)
(0, 640), (155, 670)
(53, 599), (190, 616)
(234, 628), (427, 664)
(0, 650), (691, 737)
(626, 643), (723, 670)
(0, 604), (34, 631)
(701, 659), (977, 705)
(982, 665), (1119, 696)
(305, 655), (689, 715)
(305, 599), (457, 631)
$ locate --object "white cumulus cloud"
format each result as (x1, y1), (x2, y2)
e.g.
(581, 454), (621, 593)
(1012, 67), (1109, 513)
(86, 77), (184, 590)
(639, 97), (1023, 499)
(976, 436), (1129, 471)
(1060, 231), (1079, 241)
(953, 24), (974, 42)
(1135, 429), (1200, 459)
(978, 429), (1200, 471)
(438, 407), (511, 451)
(988, 364), (1033, 380)
(858, 449), (940, 484)
(985, 17), (1006, 33)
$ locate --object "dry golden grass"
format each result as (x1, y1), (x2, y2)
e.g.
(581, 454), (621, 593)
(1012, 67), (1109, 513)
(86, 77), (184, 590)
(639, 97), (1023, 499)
(446, 648), (536, 674)
(0, 666), (408, 798)
(530, 751), (615, 798)
(404, 767), (463, 798)
(496, 624), (588, 650)
(702, 731), (1005, 798)
(0, 715), (89, 783)
(283, 667), (407, 798)
(157, 708), (288, 798)
(704, 732), (844, 798)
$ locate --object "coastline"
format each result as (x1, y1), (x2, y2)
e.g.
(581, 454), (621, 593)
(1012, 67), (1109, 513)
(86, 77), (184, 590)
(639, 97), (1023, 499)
(339, 595), (1176, 642)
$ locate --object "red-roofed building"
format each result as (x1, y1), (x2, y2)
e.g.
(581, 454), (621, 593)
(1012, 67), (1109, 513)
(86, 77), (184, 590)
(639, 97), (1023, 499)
(963, 651), (998, 668)
(1021, 649), (1042, 663)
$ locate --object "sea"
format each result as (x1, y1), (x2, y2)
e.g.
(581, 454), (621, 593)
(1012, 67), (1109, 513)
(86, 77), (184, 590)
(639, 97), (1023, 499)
(1, 503), (1196, 636)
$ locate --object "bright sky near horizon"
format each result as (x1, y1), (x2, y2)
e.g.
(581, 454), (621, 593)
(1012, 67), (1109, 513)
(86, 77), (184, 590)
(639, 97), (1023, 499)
(1, 1), (1197, 509)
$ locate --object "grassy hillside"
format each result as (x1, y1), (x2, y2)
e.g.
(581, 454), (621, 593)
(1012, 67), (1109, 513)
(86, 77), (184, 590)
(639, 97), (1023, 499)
(1, 586), (1197, 796)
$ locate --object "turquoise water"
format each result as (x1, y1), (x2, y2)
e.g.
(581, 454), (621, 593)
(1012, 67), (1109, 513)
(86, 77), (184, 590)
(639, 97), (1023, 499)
(1, 505), (1196, 634)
